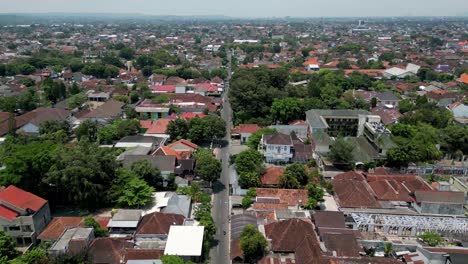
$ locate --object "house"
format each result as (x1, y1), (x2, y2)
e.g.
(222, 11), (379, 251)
(164, 225), (204, 262)
(121, 155), (176, 180)
(255, 188), (308, 209)
(231, 124), (262, 144)
(134, 212), (184, 250)
(270, 120), (309, 139)
(12, 107), (70, 135)
(376, 90), (401, 107)
(261, 166), (284, 187)
(167, 139), (198, 153)
(115, 135), (164, 149)
(87, 90), (111, 102)
(193, 82), (220, 96)
(48, 227), (94, 256)
(332, 172), (382, 208)
(413, 190), (465, 215)
(140, 119), (171, 138)
(303, 57), (320, 71)
(447, 102), (468, 125)
(149, 192), (192, 218)
(135, 99), (170, 120)
(150, 85), (176, 94)
(456, 73), (468, 85)
(81, 99), (125, 123)
(383, 63), (420, 79)
(87, 237), (133, 264)
(38, 217), (84, 242)
(107, 209), (142, 237)
(125, 249), (164, 264)
(371, 106), (401, 125)
(0, 185), (51, 246)
(259, 133), (293, 163)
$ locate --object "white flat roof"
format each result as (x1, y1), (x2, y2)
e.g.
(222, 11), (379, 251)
(164, 225), (204, 256)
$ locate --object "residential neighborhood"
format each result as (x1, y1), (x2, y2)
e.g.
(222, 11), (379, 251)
(0, 9), (467, 264)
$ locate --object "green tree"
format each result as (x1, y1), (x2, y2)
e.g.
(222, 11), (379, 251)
(0, 231), (19, 261)
(284, 163), (308, 185)
(130, 159), (163, 189)
(39, 120), (70, 136)
(194, 150), (222, 183)
(329, 137), (354, 165)
(242, 188), (256, 209)
(279, 172), (300, 189)
(201, 115), (226, 141)
(17, 89), (39, 111)
(270, 97), (304, 124)
(10, 247), (48, 264)
(166, 118), (189, 140)
(46, 141), (119, 209)
(69, 82), (81, 95)
(75, 120), (99, 142)
(67, 93), (87, 109)
(235, 149), (264, 175)
(119, 47), (135, 60)
(240, 224), (267, 263)
(117, 177), (154, 208)
(398, 99), (415, 114)
(84, 216), (109, 237)
(418, 232), (443, 247)
(161, 255), (185, 264)
(247, 128), (277, 149)
(239, 172), (261, 189)
(0, 141), (58, 193)
(384, 242), (393, 256)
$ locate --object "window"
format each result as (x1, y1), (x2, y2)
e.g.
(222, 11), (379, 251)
(284, 146), (287, 151)
(21, 225), (32, 232)
(9, 226), (20, 231)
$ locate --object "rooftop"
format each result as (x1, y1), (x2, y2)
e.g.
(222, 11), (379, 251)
(164, 225), (204, 256)
(0, 185), (47, 212)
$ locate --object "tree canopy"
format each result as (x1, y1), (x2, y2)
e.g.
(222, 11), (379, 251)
(240, 224), (267, 263)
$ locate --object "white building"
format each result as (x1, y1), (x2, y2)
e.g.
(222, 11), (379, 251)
(164, 225), (204, 262)
(259, 133), (294, 163)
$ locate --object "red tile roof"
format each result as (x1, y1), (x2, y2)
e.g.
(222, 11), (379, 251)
(135, 212), (184, 235)
(0, 185), (47, 212)
(303, 57), (319, 66)
(332, 178), (381, 208)
(38, 217), (84, 241)
(333, 171), (366, 181)
(145, 119), (171, 134)
(261, 167), (284, 185)
(94, 216), (111, 229)
(256, 188), (308, 207)
(232, 124), (262, 134)
(168, 139), (199, 150)
(150, 85), (176, 93)
(253, 202), (288, 211)
(0, 204), (18, 221)
(126, 249), (164, 260)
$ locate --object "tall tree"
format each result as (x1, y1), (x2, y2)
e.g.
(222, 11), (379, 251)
(270, 97), (304, 124)
(46, 141), (119, 209)
(284, 163), (308, 185)
(329, 137), (354, 165)
(194, 150), (222, 183)
(235, 149), (264, 176)
(240, 224), (267, 263)
(0, 231), (19, 261)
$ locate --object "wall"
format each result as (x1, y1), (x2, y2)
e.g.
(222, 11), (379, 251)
(419, 202), (464, 216)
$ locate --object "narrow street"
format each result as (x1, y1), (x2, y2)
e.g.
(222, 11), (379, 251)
(210, 50), (233, 264)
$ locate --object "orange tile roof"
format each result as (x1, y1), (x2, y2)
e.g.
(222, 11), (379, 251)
(261, 167), (284, 185)
(232, 124), (262, 134)
(457, 73), (468, 84)
(168, 139), (199, 150)
(303, 57), (319, 66)
(38, 217), (84, 241)
(144, 119), (171, 134)
(256, 188), (308, 206)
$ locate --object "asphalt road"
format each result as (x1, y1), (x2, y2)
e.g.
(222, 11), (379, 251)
(210, 51), (233, 264)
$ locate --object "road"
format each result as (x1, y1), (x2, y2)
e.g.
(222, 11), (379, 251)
(210, 50), (233, 264)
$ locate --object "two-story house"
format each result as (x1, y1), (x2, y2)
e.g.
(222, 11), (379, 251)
(0, 185), (51, 246)
(259, 133), (294, 163)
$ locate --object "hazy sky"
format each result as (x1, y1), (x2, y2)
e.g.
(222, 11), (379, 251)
(1, 0), (467, 17)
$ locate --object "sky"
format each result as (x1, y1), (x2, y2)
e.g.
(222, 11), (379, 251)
(1, 0), (467, 18)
